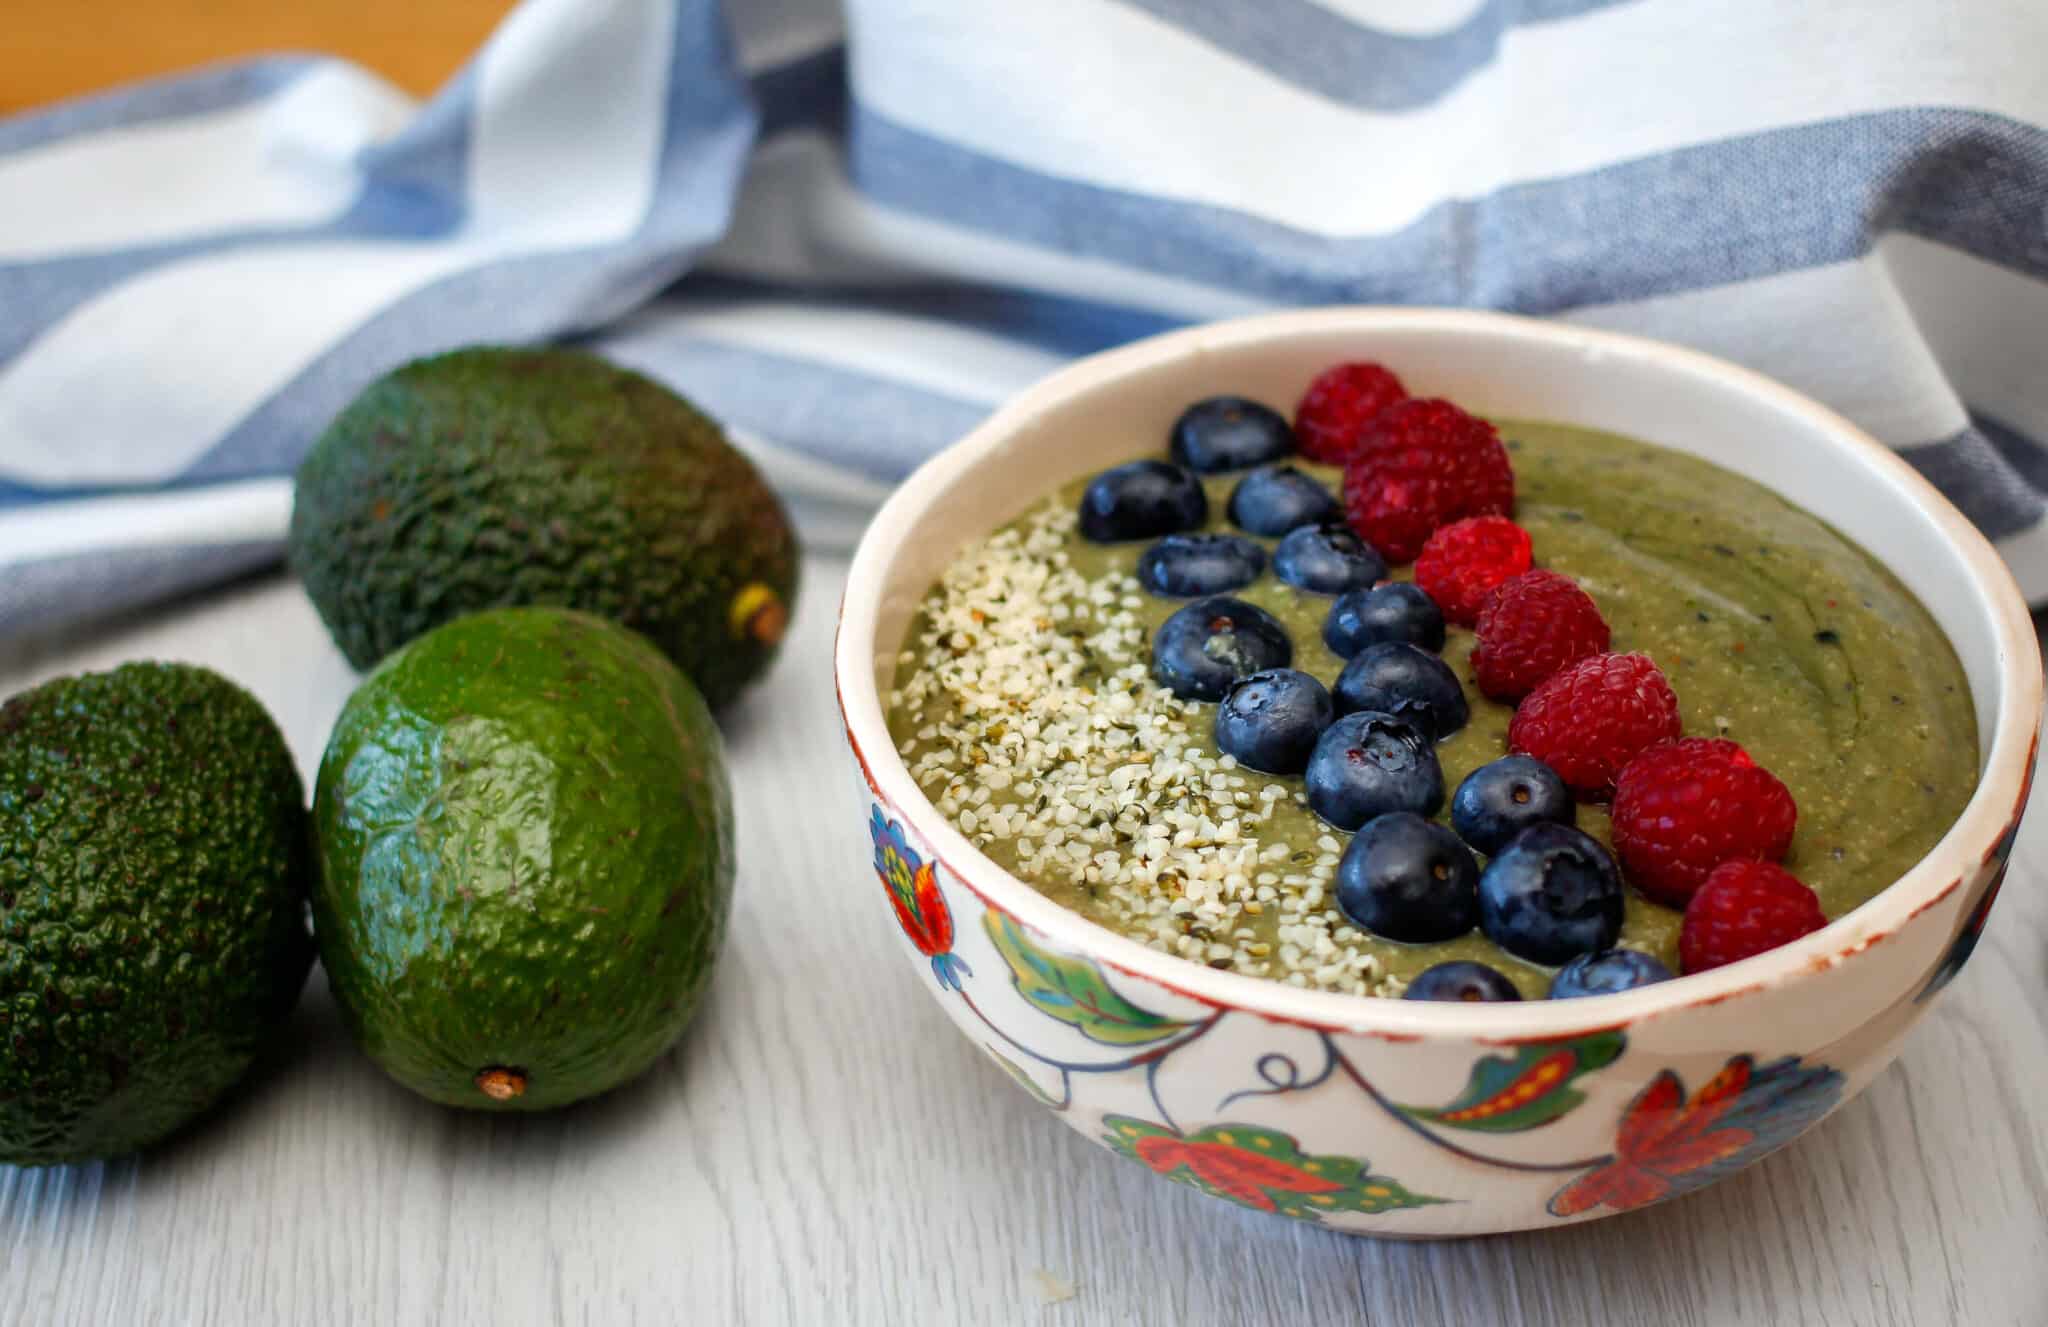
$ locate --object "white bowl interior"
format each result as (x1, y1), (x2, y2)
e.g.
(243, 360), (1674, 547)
(849, 309), (2039, 1029)
(871, 317), (2010, 759)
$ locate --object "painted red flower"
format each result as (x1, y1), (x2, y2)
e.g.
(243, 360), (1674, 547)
(870, 806), (969, 990)
(1104, 1117), (1443, 1221)
(1548, 1054), (1843, 1217)
(1133, 1136), (1344, 1212)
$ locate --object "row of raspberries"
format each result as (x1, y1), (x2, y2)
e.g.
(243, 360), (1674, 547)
(1295, 363), (1516, 563)
(1296, 360), (1825, 974)
(1487, 576), (1819, 974)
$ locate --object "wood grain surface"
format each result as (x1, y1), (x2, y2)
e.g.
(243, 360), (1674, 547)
(1, 0), (514, 113)
(1, 560), (2043, 1326)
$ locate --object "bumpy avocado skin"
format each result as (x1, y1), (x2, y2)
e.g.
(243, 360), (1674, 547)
(311, 608), (735, 1111)
(288, 346), (799, 709)
(0, 664), (313, 1165)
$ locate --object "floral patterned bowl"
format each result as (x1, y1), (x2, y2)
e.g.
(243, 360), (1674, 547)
(833, 308), (2040, 1236)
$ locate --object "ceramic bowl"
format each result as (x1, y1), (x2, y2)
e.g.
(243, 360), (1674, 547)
(833, 308), (2040, 1237)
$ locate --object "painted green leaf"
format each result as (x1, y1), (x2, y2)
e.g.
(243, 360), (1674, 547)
(984, 1045), (1066, 1109)
(983, 912), (1193, 1046)
(1103, 1115), (1446, 1220)
(1401, 1031), (1626, 1133)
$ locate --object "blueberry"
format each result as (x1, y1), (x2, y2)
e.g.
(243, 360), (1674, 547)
(1214, 669), (1333, 774)
(1151, 597), (1293, 701)
(1137, 533), (1267, 597)
(1332, 642), (1469, 739)
(1324, 582), (1446, 657)
(1336, 813), (1480, 943)
(1451, 755), (1576, 856)
(1303, 711), (1444, 831)
(1170, 396), (1295, 473)
(1079, 460), (1208, 543)
(1404, 961), (1522, 1003)
(1477, 824), (1625, 967)
(1273, 524), (1387, 595)
(1226, 465), (1340, 536)
(1549, 949), (1674, 999)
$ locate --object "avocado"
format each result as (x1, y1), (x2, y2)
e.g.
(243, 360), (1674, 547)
(288, 346), (799, 709)
(0, 664), (312, 1165)
(310, 607), (734, 1110)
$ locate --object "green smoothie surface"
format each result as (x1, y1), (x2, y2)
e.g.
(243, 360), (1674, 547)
(886, 419), (1977, 998)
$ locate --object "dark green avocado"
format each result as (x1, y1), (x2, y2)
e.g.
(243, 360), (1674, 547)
(0, 664), (313, 1165)
(288, 345), (799, 708)
(311, 607), (735, 1111)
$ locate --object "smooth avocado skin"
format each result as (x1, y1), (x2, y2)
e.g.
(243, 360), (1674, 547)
(311, 608), (735, 1111)
(288, 346), (799, 709)
(0, 664), (313, 1165)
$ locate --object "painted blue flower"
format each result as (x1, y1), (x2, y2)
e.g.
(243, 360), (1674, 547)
(1917, 821), (2014, 1003)
(869, 806), (971, 991)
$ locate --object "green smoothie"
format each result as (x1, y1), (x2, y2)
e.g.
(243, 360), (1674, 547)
(886, 420), (1977, 998)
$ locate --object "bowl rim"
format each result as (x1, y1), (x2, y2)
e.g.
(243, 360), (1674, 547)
(834, 305), (2042, 1036)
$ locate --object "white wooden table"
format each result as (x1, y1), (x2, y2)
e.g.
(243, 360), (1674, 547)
(4, 558), (2044, 1327)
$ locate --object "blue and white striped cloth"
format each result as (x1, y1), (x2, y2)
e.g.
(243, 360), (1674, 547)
(5, 0), (2048, 636)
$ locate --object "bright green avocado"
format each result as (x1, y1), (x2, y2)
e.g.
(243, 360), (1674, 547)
(311, 607), (734, 1111)
(0, 664), (313, 1165)
(288, 345), (799, 709)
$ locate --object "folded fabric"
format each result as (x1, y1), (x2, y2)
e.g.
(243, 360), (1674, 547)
(4, 0), (2047, 639)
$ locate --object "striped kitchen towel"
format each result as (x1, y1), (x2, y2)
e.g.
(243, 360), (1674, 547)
(4, 0), (2048, 636)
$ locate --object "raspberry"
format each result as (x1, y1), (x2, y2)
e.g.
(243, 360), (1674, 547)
(1611, 739), (1798, 907)
(1415, 517), (1534, 627)
(1294, 361), (1408, 464)
(1679, 860), (1826, 973)
(1340, 468), (1447, 568)
(1507, 652), (1681, 800)
(1342, 399), (1514, 563)
(1358, 399), (1516, 509)
(1470, 570), (1609, 701)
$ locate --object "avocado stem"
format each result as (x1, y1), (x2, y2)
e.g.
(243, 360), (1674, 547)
(729, 583), (788, 646)
(474, 1066), (528, 1101)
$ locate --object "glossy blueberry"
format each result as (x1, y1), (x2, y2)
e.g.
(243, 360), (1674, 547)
(1404, 961), (1522, 1003)
(1078, 460), (1208, 543)
(1450, 755), (1576, 857)
(1336, 812), (1480, 943)
(1214, 669), (1333, 774)
(1226, 465), (1340, 536)
(1303, 711), (1444, 832)
(1324, 582), (1446, 657)
(1478, 824), (1625, 967)
(1332, 641), (1469, 739)
(1273, 524), (1387, 596)
(1549, 949), (1675, 999)
(1150, 597), (1293, 702)
(1136, 533), (1267, 597)
(1170, 396), (1295, 473)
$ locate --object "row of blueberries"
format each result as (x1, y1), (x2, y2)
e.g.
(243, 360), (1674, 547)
(1082, 393), (1395, 602)
(1077, 391), (1720, 1001)
(1092, 458), (1387, 598)
(1344, 806), (1669, 1003)
(1156, 598), (1458, 727)
(1148, 595), (1670, 1002)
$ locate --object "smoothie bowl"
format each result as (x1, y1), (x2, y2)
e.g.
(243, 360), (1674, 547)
(833, 308), (2039, 1237)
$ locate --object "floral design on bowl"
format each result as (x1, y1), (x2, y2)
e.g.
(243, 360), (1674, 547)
(870, 806), (970, 992)
(863, 799), (1860, 1233)
(1915, 815), (2019, 1003)
(1547, 1055), (1844, 1217)
(1103, 1117), (1443, 1217)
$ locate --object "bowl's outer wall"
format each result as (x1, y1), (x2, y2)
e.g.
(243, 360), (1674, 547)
(840, 311), (2037, 1235)
(851, 754), (2016, 1236)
